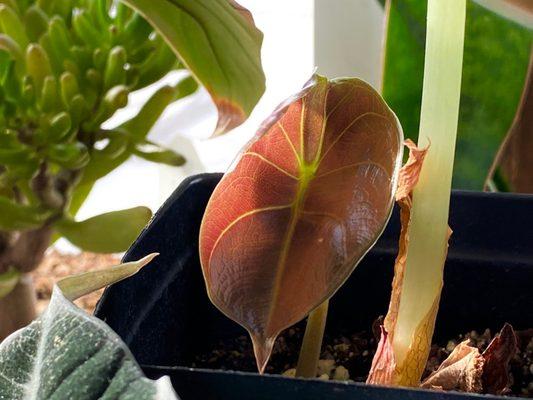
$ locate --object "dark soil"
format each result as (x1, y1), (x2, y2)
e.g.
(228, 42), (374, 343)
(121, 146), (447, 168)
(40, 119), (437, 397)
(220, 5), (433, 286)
(191, 320), (376, 382)
(191, 322), (533, 397)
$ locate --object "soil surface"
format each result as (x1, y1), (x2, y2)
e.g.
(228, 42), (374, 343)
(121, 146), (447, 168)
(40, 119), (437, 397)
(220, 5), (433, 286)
(31, 252), (533, 396)
(192, 322), (533, 397)
(32, 250), (120, 314)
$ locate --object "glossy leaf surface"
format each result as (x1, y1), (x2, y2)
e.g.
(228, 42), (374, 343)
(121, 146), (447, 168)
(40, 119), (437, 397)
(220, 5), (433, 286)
(199, 75), (403, 371)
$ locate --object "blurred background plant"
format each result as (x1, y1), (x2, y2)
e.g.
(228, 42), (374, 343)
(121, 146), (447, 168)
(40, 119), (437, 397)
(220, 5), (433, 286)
(0, 0), (264, 339)
(381, 0), (533, 191)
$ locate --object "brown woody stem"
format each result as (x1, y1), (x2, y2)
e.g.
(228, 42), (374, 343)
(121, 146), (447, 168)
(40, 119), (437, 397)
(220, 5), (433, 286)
(0, 226), (52, 274)
(0, 227), (52, 340)
(0, 274), (37, 341)
(295, 300), (329, 378)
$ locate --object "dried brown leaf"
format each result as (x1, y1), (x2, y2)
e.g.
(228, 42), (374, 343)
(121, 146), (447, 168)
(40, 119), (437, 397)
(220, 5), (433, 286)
(367, 141), (432, 386)
(482, 323), (518, 395)
(421, 340), (484, 392)
(367, 327), (396, 385)
(395, 139), (429, 202)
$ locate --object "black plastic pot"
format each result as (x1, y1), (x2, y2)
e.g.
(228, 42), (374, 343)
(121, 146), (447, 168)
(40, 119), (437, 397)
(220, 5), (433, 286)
(95, 173), (533, 400)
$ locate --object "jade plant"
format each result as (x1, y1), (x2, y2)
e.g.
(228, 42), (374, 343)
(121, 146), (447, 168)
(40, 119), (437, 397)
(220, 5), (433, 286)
(199, 74), (403, 373)
(0, 0), (265, 339)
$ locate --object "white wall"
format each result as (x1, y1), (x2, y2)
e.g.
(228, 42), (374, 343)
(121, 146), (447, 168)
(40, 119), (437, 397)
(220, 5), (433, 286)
(314, 0), (384, 88)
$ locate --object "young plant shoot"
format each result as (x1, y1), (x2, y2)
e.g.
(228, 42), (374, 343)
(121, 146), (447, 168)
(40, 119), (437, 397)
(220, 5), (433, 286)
(199, 75), (403, 373)
(368, 0), (466, 386)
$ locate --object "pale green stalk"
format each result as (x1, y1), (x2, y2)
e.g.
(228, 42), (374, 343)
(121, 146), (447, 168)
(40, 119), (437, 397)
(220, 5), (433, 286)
(295, 300), (329, 377)
(391, 0), (466, 374)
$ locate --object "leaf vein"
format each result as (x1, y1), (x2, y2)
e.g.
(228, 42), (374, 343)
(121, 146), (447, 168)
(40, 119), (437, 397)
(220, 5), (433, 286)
(208, 204), (293, 267)
(277, 122), (301, 165)
(316, 161), (389, 179)
(243, 152), (298, 180)
(319, 112), (390, 164)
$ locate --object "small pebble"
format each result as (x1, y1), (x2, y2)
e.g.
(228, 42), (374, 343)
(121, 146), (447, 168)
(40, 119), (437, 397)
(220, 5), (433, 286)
(333, 366), (350, 381)
(318, 373), (330, 381)
(282, 368), (296, 377)
(317, 359), (335, 376)
(446, 340), (457, 352)
(334, 343), (350, 352)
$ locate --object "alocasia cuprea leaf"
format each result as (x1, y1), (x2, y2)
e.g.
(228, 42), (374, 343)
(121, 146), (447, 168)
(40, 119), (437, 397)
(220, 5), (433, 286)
(199, 74), (403, 372)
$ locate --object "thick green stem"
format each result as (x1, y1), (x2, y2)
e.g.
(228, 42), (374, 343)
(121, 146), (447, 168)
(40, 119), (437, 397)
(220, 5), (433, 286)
(295, 300), (329, 378)
(391, 0), (466, 379)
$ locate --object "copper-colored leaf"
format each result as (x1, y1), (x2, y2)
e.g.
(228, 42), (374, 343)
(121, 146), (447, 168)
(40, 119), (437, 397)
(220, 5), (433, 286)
(482, 323), (518, 395)
(421, 340), (484, 392)
(199, 74), (403, 372)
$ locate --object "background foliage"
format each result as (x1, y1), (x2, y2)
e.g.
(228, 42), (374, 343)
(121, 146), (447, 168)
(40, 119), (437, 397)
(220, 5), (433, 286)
(382, 0), (532, 189)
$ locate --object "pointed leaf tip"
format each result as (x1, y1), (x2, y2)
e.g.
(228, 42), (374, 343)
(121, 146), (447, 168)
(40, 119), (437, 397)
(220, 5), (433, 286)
(251, 334), (275, 374)
(58, 253), (159, 301)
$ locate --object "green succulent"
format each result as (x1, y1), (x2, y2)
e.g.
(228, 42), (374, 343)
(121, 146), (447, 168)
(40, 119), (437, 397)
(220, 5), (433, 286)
(0, 0), (198, 261)
(0, 0), (265, 341)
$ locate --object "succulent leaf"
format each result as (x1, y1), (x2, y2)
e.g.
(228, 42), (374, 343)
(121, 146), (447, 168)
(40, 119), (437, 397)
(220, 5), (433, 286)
(55, 206), (152, 253)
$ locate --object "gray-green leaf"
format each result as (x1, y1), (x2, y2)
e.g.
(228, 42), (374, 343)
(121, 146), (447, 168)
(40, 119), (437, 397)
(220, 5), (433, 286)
(0, 284), (177, 399)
